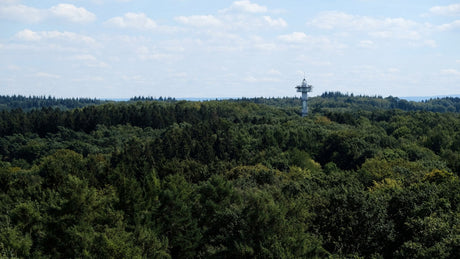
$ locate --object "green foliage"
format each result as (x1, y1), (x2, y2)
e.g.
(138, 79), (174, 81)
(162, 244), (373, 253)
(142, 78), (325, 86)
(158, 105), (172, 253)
(157, 174), (201, 258)
(0, 95), (106, 111)
(1, 96), (459, 258)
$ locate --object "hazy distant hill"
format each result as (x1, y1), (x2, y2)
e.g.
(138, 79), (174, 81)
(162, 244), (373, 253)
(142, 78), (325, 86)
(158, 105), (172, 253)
(401, 94), (460, 102)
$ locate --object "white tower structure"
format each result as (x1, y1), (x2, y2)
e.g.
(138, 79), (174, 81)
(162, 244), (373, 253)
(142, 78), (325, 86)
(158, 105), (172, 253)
(296, 78), (313, 117)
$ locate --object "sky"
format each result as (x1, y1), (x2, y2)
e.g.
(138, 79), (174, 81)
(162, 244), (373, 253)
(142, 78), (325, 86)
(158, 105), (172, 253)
(0, 0), (459, 98)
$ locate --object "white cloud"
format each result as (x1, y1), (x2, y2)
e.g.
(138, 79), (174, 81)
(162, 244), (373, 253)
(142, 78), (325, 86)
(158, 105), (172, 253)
(136, 46), (178, 61)
(87, 61), (109, 68)
(69, 54), (108, 68)
(71, 54), (97, 61)
(278, 32), (347, 52)
(72, 76), (104, 82)
(0, 3), (96, 23)
(215, 14), (287, 31)
(15, 29), (96, 45)
(84, 0), (133, 3)
(303, 58), (332, 67)
(430, 4), (460, 16)
(34, 72), (60, 79)
(105, 12), (157, 30)
(308, 11), (434, 42)
(267, 69), (281, 75)
(175, 15), (222, 27)
(358, 40), (374, 48)
(253, 42), (277, 51)
(121, 75), (147, 83)
(263, 16), (287, 28)
(440, 69), (460, 76)
(0, 0), (21, 4)
(244, 76), (280, 83)
(387, 68), (400, 73)
(174, 14), (286, 33)
(438, 20), (460, 31)
(174, 1), (284, 32)
(308, 11), (354, 30)
(226, 0), (267, 13)
(15, 29), (41, 41)
(6, 65), (21, 71)
(309, 11), (419, 33)
(278, 32), (308, 43)
(49, 4), (96, 23)
(45, 31), (95, 45)
(0, 4), (45, 23)
(420, 39), (437, 48)
(369, 29), (421, 40)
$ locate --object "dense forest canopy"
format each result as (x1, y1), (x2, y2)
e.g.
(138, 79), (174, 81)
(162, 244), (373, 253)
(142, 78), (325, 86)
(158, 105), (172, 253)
(0, 95), (107, 111)
(3, 92), (460, 113)
(227, 92), (460, 113)
(1, 95), (459, 258)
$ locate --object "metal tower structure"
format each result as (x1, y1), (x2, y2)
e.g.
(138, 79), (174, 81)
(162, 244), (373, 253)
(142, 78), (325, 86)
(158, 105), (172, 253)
(295, 77), (313, 117)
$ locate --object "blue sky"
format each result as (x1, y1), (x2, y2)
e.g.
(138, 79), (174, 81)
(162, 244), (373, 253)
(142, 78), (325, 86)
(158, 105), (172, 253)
(1, 0), (459, 98)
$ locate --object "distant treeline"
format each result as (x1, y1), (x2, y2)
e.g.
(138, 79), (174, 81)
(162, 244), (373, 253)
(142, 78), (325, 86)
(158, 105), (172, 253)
(313, 91), (460, 113)
(0, 95), (106, 111)
(130, 96), (177, 102)
(229, 92), (460, 113)
(2, 92), (460, 113)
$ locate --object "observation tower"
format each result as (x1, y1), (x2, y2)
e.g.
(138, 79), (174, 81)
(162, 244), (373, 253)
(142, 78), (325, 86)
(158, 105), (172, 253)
(296, 77), (313, 117)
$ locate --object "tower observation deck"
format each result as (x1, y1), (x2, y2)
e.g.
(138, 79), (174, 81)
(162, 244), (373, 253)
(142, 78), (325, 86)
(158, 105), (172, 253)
(296, 78), (313, 117)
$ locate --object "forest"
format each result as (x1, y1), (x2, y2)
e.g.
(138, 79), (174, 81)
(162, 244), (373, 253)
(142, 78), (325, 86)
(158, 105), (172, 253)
(0, 94), (459, 258)
(0, 96), (107, 112)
